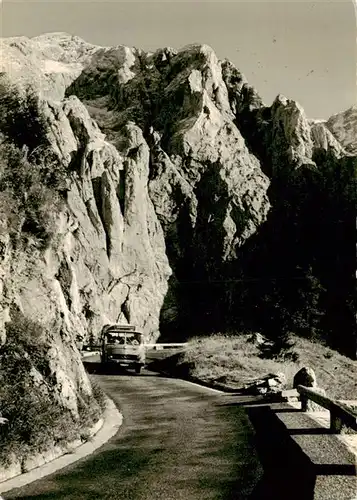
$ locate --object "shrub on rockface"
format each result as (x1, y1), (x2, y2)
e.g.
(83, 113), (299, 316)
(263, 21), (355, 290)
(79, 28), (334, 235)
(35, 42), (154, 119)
(0, 140), (67, 250)
(0, 312), (103, 467)
(0, 80), (47, 152)
(0, 80), (68, 190)
(0, 81), (107, 469)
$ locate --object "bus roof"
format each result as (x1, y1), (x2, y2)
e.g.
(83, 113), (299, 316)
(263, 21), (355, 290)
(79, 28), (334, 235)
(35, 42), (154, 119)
(102, 324), (143, 335)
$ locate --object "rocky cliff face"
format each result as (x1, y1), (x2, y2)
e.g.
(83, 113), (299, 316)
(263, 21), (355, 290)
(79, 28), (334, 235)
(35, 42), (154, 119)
(0, 30), (355, 426)
(0, 34), (273, 346)
(221, 71), (356, 356)
(326, 105), (357, 156)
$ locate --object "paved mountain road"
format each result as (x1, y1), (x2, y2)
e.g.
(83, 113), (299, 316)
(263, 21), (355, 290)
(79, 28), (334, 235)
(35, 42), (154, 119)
(4, 362), (263, 500)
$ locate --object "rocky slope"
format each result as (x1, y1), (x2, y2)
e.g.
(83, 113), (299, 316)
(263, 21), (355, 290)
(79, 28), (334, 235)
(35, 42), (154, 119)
(326, 105), (357, 155)
(0, 34), (273, 347)
(0, 30), (355, 438)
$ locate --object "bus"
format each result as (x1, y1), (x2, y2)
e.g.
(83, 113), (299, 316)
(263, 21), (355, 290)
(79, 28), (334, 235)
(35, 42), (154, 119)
(100, 324), (146, 374)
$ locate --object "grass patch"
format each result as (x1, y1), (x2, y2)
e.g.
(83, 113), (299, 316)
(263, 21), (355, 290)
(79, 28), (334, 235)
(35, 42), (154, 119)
(156, 333), (357, 400)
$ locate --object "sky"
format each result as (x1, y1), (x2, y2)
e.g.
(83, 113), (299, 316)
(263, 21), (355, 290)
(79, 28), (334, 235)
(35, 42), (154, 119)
(1, 0), (356, 120)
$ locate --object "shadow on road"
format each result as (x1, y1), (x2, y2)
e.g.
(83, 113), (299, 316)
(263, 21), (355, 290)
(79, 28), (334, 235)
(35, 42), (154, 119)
(222, 400), (357, 498)
(247, 405), (316, 500)
(5, 444), (163, 500)
(314, 463), (357, 476)
(83, 361), (169, 377)
(6, 378), (264, 500)
(83, 361), (132, 375)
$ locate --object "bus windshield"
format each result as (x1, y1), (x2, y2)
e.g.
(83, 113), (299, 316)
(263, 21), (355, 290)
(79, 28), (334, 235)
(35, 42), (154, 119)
(105, 332), (142, 345)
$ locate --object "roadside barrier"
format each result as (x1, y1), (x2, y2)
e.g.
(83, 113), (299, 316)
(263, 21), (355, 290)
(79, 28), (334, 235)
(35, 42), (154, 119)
(296, 385), (357, 434)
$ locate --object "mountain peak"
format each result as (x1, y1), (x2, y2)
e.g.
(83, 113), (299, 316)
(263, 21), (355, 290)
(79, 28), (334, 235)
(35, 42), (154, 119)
(326, 105), (357, 155)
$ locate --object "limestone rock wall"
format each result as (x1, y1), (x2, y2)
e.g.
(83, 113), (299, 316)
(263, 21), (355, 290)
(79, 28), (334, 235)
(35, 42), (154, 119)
(0, 30), (354, 413)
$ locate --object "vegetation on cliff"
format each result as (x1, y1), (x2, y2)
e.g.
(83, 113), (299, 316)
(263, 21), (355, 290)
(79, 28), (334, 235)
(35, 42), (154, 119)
(0, 83), (67, 250)
(0, 82), (105, 468)
(235, 151), (357, 358)
(0, 312), (105, 467)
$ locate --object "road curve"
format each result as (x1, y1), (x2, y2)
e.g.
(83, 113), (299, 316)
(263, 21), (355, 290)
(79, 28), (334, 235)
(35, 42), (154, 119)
(4, 364), (263, 500)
